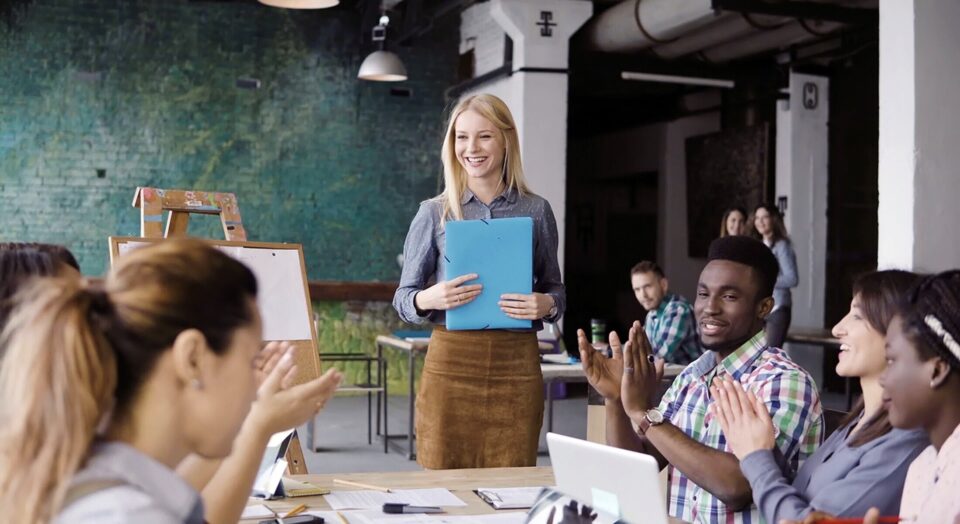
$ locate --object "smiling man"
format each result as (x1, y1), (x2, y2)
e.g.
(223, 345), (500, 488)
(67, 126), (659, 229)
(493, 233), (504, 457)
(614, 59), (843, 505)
(630, 261), (702, 365)
(580, 235), (823, 524)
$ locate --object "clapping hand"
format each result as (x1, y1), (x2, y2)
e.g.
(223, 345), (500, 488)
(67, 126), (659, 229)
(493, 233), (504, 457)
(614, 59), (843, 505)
(577, 328), (625, 401)
(710, 377), (775, 460)
(620, 321), (664, 423)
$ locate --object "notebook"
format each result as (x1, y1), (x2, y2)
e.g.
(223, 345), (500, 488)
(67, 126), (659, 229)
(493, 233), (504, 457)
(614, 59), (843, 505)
(444, 217), (533, 330)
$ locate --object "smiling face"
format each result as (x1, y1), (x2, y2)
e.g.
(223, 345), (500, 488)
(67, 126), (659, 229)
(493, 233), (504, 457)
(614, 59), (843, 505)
(832, 293), (887, 379)
(725, 210), (746, 237)
(754, 208), (773, 238)
(454, 109), (506, 183)
(880, 315), (939, 429)
(694, 260), (771, 353)
(631, 271), (667, 311)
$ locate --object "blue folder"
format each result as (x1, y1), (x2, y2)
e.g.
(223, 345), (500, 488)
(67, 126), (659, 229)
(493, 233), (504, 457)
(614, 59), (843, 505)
(445, 217), (533, 330)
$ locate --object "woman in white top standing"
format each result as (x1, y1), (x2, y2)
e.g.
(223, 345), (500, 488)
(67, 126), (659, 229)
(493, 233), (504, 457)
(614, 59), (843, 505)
(752, 203), (798, 348)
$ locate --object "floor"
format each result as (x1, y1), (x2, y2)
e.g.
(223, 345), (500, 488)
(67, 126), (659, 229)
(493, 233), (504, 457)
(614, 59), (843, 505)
(297, 386), (848, 475)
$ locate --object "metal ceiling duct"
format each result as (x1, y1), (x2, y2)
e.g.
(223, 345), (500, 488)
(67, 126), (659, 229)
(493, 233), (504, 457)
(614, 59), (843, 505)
(584, 0), (876, 63)
(582, 0), (719, 53)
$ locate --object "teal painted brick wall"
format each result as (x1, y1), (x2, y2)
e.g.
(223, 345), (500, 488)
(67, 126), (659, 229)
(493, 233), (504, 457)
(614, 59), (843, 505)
(0, 0), (456, 280)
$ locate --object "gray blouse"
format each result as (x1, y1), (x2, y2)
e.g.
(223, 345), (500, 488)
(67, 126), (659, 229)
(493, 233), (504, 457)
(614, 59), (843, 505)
(393, 188), (565, 331)
(740, 417), (928, 524)
(55, 441), (204, 524)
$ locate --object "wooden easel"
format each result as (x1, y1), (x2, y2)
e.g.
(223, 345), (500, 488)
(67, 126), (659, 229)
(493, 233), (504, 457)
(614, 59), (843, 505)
(132, 187), (309, 475)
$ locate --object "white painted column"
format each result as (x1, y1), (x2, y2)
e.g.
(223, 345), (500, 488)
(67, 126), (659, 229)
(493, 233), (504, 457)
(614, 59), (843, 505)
(775, 71), (829, 385)
(461, 0), (593, 277)
(878, 0), (960, 272)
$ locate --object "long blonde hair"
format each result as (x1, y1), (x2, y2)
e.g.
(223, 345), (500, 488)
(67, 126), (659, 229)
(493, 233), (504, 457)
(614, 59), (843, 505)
(0, 239), (258, 523)
(437, 93), (531, 222)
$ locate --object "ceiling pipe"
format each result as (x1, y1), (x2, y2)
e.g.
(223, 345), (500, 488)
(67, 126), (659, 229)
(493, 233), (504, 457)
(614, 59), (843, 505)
(582, 0), (720, 53)
(699, 17), (842, 62)
(584, 0), (876, 63)
(650, 12), (790, 59)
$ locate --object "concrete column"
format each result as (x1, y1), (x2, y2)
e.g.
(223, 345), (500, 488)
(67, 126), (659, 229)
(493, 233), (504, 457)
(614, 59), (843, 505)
(461, 0), (593, 276)
(775, 71), (829, 385)
(878, 0), (960, 271)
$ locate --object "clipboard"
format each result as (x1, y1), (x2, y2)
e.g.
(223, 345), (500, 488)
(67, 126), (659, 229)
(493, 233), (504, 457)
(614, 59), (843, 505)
(444, 217), (533, 330)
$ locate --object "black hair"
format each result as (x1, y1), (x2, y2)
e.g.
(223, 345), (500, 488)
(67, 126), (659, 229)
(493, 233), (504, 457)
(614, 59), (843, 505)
(706, 235), (779, 299)
(899, 270), (960, 372)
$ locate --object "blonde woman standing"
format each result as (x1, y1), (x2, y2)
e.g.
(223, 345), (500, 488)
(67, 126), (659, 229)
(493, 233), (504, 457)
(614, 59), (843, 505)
(393, 94), (565, 469)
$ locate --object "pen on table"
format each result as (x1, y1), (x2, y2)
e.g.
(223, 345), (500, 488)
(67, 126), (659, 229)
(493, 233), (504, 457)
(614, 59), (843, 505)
(816, 518), (903, 524)
(282, 503), (307, 518)
(336, 511), (350, 524)
(383, 503), (444, 514)
(332, 478), (392, 493)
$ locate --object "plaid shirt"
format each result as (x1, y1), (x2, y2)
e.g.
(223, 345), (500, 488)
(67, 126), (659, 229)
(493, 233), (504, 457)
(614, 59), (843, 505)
(644, 293), (702, 365)
(657, 331), (824, 524)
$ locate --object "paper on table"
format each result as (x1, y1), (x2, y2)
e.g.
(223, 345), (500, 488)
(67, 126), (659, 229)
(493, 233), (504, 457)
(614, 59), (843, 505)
(241, 504), (276, 519)
(324, 488), (467, 510)
(319, 510), (527, 524)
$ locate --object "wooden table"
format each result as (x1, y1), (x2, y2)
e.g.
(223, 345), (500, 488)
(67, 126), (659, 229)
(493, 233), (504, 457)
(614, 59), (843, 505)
(244, 466), (686, 523)
(374, 336), (588, 460)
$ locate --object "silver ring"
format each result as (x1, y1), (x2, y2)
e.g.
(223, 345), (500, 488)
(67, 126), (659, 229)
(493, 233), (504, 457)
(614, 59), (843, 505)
(647, 354), (656, 364)
(623, 367), (635, 374)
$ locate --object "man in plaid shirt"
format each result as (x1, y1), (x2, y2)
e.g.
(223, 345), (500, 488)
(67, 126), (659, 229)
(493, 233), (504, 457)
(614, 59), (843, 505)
(631, 261), (702, 365)
(580, 236), (823, 524)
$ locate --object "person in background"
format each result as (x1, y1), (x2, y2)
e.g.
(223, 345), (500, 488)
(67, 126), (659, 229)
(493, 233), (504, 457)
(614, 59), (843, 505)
(720, 207), (747, 238)
(0, 243), (80, 334)
(711, 270), (928, 523)
(751, 204), (797, 348)
(580, 235), (823, 524)
(630, 261), (701, 365)
(393, 93), (565, 469)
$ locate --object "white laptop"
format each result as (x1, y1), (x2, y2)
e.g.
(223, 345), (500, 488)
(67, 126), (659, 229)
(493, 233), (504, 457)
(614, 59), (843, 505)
(546, 432), (669, 524)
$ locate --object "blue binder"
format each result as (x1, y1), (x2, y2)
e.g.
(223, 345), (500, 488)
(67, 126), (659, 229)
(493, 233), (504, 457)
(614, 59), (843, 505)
(445, 217), (533, 330)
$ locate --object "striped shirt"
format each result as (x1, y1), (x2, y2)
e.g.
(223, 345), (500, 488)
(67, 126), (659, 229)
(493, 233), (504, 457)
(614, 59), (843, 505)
(657, 331), (824, 524)
(644, 293), (702, 365)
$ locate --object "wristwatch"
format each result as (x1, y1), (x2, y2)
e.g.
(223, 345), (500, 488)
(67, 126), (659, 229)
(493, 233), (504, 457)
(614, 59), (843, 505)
(638, 408), (665, 434)
(547, 302), (558, 318)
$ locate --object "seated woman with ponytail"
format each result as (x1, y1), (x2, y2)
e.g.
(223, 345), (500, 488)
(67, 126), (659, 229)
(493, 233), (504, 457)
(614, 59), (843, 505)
(0, 239), (340, 523)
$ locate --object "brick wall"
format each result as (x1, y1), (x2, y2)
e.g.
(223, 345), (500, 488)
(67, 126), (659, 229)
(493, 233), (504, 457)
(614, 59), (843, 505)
(0, 0), (458, 280)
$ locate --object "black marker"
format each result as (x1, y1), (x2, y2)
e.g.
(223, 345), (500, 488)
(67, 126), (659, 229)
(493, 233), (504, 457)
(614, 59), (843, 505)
(382, 503), (443, 514)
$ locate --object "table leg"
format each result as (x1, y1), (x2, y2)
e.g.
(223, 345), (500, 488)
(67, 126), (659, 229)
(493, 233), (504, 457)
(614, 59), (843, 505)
(546, 379), (555, 433)
(408, 349), (416, 460)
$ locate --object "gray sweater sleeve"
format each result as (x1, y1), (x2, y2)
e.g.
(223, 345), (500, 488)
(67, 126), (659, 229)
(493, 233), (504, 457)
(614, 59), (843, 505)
(740, 430), (927, 524)
(393, 202), (440, 324)
(533, 199), (565, 322)
(773, 240), (799, 289)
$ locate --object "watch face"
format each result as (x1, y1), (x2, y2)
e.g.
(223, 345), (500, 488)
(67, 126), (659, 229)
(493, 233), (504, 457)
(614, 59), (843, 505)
(647, 409), (664, 424)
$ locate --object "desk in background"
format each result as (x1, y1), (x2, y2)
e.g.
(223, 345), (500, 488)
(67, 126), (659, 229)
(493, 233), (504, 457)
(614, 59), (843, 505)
(784, 328), (853, 409)
(243, 466), (687, 524)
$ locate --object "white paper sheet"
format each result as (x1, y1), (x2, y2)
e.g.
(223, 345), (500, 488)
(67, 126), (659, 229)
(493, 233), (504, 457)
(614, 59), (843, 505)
(241, 504), (276, 519)
(236, 248), (311, 341)
(324, 489), (467, 510)
(309, 510), (526, 524)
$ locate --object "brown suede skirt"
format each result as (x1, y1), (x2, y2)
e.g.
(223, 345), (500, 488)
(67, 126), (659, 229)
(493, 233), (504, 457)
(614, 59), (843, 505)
(415, 326), (544, 469)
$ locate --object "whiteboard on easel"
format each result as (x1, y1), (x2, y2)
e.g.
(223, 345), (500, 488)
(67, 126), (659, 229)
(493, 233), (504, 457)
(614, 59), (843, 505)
(108, 237), (320, 382)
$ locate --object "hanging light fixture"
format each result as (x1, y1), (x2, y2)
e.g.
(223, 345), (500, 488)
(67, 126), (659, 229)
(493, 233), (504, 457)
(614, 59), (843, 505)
(358, 13), (407, 82)
(258, 0), (339, 9)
